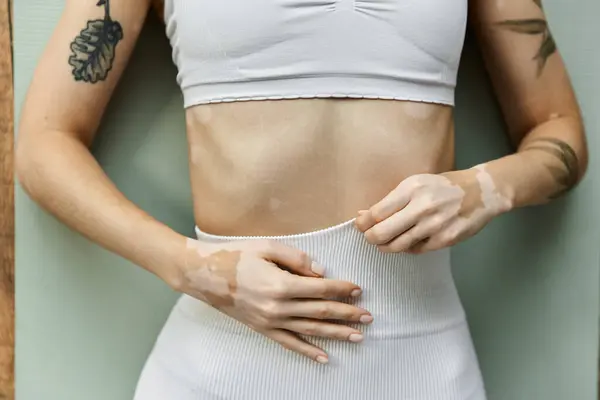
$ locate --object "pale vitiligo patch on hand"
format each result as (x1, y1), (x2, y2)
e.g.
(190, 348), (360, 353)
(473, 164), (513, 214)
(448, 169), (485, 218)
(365, 170), (508, 253)
(437, 166), (509, 243)
(184, 238), (241, 309)
(387, 172), (492, 252)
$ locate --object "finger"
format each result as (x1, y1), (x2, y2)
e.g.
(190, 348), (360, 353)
(286, 276), (363, 299)
(259, 240), (324, 277)
(404, 238), (431, 254)
(377, 229), (420, 253)
(355, 185), (412, 232)
(282, 319), (364, 343)
(377, 214), (445, 252)
(283, 300), (373, 324)
(267, 329), (329, 364)
(406, 235), (446, 254)
(407, 219), (463, 254)
(354, 210), (378, 232)
(405, 238), (434, 254)
(364, 201), (423, 245)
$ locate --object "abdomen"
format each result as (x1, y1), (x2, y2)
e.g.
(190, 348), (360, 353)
(185, 98), (454, 236)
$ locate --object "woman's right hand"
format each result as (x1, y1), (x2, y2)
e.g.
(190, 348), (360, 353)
(175, 238), (373, 364)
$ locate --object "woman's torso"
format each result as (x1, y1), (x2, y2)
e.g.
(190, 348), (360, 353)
(160, 0), (466, 236)
(133, 4), (487, 398)
(187, 99), (454, 235)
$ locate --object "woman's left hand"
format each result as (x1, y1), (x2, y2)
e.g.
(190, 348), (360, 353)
(355, 167), (512, 254)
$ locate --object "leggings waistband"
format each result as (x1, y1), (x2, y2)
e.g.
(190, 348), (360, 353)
(190, 218), (465, 338)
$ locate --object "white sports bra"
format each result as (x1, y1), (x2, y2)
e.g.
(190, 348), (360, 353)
(163, 0), (468, 108)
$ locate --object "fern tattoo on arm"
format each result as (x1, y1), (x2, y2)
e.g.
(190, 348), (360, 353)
(68, 0), (124, 83)
(496, 0), (556, 77)
(522, 137), (579, 199)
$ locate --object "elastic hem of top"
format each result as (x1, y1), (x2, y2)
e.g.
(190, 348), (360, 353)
(195, 218), (357, 241)
(181, 75), (455, 108)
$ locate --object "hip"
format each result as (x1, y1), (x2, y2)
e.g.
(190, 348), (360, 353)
(134, 219), (486, 399)
(137, 294), (484, 400)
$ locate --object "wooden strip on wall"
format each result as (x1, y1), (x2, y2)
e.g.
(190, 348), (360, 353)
(0, 0), (14, 398)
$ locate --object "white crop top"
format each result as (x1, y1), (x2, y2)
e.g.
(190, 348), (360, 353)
(163, 0), (468, 108)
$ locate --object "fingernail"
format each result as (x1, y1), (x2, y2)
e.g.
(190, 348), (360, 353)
(351, 289), (362, 297)
(316, 355), (329, 364)
(358, 210), (368, 215)
(311, 261), (325, 276)
(359, 315), (374, 324)
(349, 333), (364, 343)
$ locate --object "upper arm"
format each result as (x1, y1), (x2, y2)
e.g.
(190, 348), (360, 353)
(468, 0), (584, 146)
(151, 0), (165, 21)
(18, 0), (152, 147)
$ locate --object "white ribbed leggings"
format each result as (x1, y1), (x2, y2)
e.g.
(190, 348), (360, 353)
(134, 219), (487, 400)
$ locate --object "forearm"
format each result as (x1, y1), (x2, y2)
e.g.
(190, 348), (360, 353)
(15, 130), (186, 286)
(476, 115), (587, 210)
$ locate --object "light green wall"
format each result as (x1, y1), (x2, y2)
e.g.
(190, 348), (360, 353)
(14, 1), (599, 399)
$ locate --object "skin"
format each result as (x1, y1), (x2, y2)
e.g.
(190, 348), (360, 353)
(181, 239), (370, 362)
(15, 0), (588, 364)
(355, 167), (513, 254)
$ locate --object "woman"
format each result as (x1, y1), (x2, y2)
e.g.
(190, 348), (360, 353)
(16, 0), (587, 399)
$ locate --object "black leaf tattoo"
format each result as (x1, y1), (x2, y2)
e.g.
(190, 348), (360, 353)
(496, 0), (556, 77)
(522, 137), (579, 199)
(68, 0), (123, 83)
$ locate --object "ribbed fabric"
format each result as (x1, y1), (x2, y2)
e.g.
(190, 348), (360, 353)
(134, 219), (487, 399)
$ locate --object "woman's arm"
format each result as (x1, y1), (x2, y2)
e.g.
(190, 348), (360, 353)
(151, 0), (164, 21)
(355, 0), (588, 253)
(468, 0), (588, 207)
(16, 0), (185, 285)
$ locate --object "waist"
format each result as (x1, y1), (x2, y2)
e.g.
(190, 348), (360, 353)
(179, 219), (466, 339)
(187, 98), (455, 235)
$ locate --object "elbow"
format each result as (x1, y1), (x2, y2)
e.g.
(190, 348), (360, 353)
(563, 119), (588, 194)
(516, 113), (589, 193)
(573, 117), (589, 185)
(562, 116), (588, 191)
(14, 133), (40, 199)
(15, 133), (32, 184)
(576, 138), (589, 185)
(14, 127), (54, 200)
(15, 127), (92, 201)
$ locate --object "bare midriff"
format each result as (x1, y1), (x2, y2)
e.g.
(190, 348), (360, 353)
(186, 98), (455, 236)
